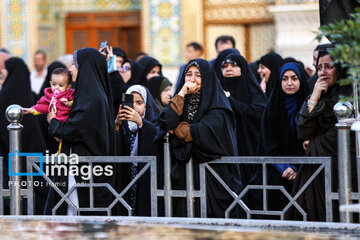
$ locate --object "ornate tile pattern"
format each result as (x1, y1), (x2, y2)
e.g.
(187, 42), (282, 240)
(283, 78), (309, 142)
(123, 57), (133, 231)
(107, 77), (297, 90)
(149, 0), (182, 66)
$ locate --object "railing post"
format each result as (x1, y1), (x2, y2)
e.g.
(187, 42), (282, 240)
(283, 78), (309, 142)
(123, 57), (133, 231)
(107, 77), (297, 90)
(186, 158), (195, 217)
(351, 121), (360, 222)
(5, 104), (24, 215)
(163, 133), (172, 217)
(334, 102), (353, 223)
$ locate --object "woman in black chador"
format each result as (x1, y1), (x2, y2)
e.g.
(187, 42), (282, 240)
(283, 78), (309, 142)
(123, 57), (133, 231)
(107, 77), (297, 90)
(213, 48), (240, 80)
(109, 58), (144, 116)
(0, 57), (46, 214)
(219, 53), (267, 212)
(257, 52), (283, 98)
(289, 50), (355, 221)
(157, 58), (243, 218)
(47, 48), (116, 215)
(256, 62), (309, 214)
(138, 56), (162, 86)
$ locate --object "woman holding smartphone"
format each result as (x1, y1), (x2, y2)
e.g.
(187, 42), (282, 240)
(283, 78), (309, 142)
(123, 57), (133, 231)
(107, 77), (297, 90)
(114, 85), (161, 216)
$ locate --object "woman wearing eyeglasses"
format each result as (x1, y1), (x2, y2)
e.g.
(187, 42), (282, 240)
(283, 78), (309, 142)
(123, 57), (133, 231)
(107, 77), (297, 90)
(109, 58), (144, 117)
(289, 49), (354, 221)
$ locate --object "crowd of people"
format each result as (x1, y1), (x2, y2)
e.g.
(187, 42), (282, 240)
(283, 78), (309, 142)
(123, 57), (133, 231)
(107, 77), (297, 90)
(0, 35), (357, 221)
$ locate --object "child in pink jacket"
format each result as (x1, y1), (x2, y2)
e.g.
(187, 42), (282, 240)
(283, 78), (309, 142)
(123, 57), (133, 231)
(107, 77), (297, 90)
(23, 68), (74, 121)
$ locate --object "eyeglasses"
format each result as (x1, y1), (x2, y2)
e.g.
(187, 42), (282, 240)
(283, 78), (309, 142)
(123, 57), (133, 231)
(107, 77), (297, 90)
(221, 59), (238, 69)
(317, 62), (335, 72)
(119, 66), (131, 72)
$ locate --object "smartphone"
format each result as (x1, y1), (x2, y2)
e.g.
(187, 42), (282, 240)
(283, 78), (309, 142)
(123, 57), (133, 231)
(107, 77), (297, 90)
(121, 93), (133, 109)
(99, 41), (108, 53)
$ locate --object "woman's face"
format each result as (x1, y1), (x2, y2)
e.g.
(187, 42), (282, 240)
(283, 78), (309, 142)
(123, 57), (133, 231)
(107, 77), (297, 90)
(161, 85), (172, 106)
(116, 56), (125, 69)
(120, 62), (132, 83)
(0, 68), (8, 87)
(317, 54), (337, 87)
(281, 70), (300, 95)
(132, 92), (145, 117)
(222, 62), (241, 77)
(185, 65), (201, 91)
(257, 63), (271, 82)
(146, 65), (161, 80)
(69, 64), (78, 83)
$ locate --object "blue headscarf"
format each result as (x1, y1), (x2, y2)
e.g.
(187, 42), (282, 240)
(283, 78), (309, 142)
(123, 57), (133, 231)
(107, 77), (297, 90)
(281, 63), (301, 133)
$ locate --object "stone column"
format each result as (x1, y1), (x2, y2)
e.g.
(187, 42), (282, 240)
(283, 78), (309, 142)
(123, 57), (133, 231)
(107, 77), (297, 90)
(0, 0), (38, 66)
(268, 3), (322, 69)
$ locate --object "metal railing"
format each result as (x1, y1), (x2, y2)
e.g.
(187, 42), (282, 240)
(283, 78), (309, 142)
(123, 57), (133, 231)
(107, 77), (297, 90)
(2, 104), (360, 222)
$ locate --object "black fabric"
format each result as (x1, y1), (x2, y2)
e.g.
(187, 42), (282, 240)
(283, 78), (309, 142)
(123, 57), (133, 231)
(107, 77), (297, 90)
(256, 63), (310, 214)
(320, 0), (360, 26)
(258, 52), (284, 98)
(213, 48), (240, 81)
(138, 56), (162, 86)
(220, 53), (267, 214)
(289, 51), (356, 221)
(148, 76), (172, 111)
(249, 61), (261, 84)
(158, 58), (243, 218)
(36, 61), (67, 154)
(115, 87), (162, 216)
(221, 53), (266, 156)
(0, 57), (47, 214)
(147, 76), (164, 101)
(113, 47), (127, 58)
(109, 59), (144, 116)
(48, 48), (116, 215)
(289, 83), (354, 221)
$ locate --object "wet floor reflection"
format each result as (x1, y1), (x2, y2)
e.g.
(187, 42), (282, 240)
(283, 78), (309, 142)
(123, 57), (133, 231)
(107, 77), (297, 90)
(0, 219), (359, 239)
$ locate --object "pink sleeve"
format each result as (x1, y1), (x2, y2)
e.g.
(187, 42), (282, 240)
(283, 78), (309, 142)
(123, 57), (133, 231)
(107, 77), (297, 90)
(67, 89), (75, 101)
(33, 96), (50, 114)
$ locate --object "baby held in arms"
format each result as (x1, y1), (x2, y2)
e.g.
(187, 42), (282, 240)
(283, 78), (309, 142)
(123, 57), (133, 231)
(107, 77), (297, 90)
(23, 67), (74, 121)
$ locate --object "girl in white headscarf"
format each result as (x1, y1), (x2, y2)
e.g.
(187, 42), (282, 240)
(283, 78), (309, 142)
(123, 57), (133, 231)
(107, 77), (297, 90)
(114, 84), (161, 216)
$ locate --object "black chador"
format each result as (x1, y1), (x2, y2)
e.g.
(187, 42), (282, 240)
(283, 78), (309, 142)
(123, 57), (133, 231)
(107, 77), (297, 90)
(256, 62), (309, 214)
(258, 52), (283, 98)
(0, 57), (46, 214)
(48, 48), (116, 215)
(109, 59), (144, 116)
(138, 56), (162, 86)
(157, 59), (243, 218)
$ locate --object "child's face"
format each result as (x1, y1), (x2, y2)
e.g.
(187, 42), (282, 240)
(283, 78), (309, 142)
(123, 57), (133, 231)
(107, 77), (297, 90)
(50, 74), (71, 93)
(132, 92), (145, 117)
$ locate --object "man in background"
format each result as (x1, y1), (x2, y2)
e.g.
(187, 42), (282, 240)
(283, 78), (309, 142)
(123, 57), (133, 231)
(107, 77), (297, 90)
(176, 42), (203, 89)
(209, 35), (236, 65)
(30, 49), (47, 97)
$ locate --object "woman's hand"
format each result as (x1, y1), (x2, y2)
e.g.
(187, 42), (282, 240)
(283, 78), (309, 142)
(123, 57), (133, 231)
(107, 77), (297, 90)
(310, 76), (329, 103)
(178, 81), (200, 97)
(99, 45), (114, 61)
(303, 140), (310, 150)
(260, 79), (267, 93)
(119, 105), (143, 127)
(224, 91), (230, 98)
(47, 111), (56, 123)
(282, 167), (297, 181)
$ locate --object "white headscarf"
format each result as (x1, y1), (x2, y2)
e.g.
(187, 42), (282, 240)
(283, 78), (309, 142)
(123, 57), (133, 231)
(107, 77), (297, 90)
(126, 85), (147, 133)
